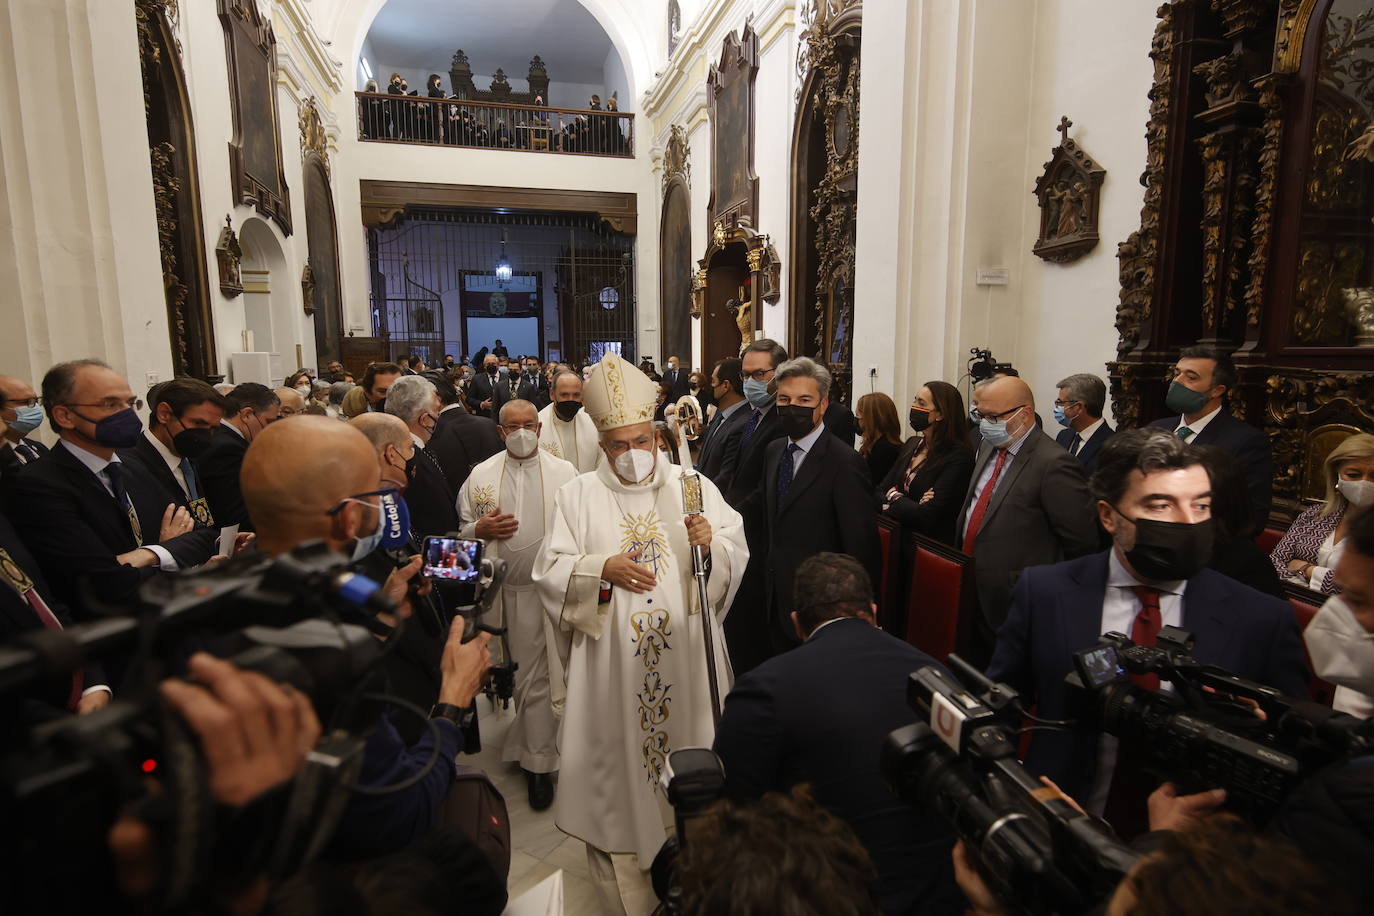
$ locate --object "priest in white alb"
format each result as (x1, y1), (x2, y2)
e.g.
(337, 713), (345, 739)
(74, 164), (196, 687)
(533, 353), (747, 915)
(456, 399), (578, 812)
(537, 367), (602, 472)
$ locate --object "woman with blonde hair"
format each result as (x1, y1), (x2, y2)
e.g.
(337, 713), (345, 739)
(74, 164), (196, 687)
(340, 384), (370, 420)
(1270, 432), (1374, 593)
(856, 393), (904, 484)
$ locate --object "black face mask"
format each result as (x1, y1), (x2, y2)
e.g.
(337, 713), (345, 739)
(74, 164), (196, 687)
(555, 400), (583, 421)
(1115, 509), (1213, 581)
(909, 407), (932, 433)
(171, 426), (214, 459)
(487, 365), (498, 376)
(776, 404), (818, 440)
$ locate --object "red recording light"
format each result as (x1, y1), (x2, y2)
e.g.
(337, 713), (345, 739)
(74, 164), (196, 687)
(141, 758), (157, 774)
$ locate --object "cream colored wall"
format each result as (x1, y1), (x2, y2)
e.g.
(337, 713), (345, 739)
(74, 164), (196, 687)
(853, 0), (1156, 419)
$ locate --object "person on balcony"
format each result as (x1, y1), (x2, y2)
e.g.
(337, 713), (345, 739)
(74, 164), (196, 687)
(420, 74), (445, 143)
(361, 80), (385, 140)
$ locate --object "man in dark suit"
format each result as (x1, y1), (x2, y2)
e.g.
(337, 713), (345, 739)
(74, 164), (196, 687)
(498, 359), (539, 409)
(714, 553), (960, 915)
(491, 339), (509, 359)
(719, 339), (789, 509)
(5, 359), (215, 618)
(424, 371), (502, 494)
(522, 356), (550, 410)
(987, 428), (1309, 831)
(956, 376), (1098, 659)
(823, 399), (857, 448)
(196, 382), (280, 532)
(383, 375), (459, 539)
(466, 354), (506, 419)
(121, 378), (226, 529)
(696, 357), (749, 486)
(752, 356), (880, 657)
(0, 511), (110, 716)
(662, 355), (692, 400)
(1053, 372), (1114, 477)
(361, 361), (404, 412)
(0, 375), (50, 493)
(1147, 345), (1272, 534)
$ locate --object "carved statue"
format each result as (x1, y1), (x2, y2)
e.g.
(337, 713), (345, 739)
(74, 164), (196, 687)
(1342, 287), (1374, 347)
(725, 298), (752, 355)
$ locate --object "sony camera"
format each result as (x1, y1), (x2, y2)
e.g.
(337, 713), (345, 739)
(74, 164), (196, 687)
(882, 656), (1140, 916)
(1066, 628), (1374, 821)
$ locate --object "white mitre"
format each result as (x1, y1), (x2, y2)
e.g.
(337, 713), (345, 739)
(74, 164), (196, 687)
(583, 352), (658, 432)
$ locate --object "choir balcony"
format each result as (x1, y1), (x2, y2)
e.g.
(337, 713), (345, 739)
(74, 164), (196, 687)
(356, 92), (634, 158)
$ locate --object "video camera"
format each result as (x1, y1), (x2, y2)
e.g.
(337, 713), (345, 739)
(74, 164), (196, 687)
(0, 542), (403, 912)
(882, 656), (1140, 916)
(422, 535), (515, 705)
(650, 747), (728, 915)
(1067, 628), (1374, 821)
(967, 348), (1017, 383)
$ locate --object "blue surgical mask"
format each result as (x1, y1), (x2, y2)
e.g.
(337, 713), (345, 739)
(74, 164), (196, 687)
(1053, 405), (1072, 428)
(348, 491), (410, 560)
(979, 415), (1016, 447)
(742, 378), (772, 409)
(9, 404), (43, 434)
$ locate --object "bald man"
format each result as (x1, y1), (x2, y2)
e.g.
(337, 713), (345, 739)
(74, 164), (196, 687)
(240, 416), (496, 861)
(273, 387), (306, 419)
(954, 376), (1097, 660)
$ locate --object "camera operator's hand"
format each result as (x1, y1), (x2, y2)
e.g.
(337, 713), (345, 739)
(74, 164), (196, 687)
(159, 652), (321, 806)
(381, 554), (429, 624)
(77, 689), (111, 715)
(1147, 782), (1227, 834)
(475, 508), (519, 540)
(952, 840), (1011, 916)
(438, 622), (492, 708)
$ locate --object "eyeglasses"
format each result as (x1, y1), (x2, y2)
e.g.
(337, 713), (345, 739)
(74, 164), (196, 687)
(970, 404), (1026, 422)
(500, 422), (538, 432)
(743, 368), (775, 381)
(326, 487), (399, 516)
(67, 397), (143, 412)
(1053, 399), (1081, 408)
(4, 397), (40, 408)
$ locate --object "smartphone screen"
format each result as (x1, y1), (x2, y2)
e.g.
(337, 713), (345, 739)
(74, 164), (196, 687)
(422, 536), (483, 580)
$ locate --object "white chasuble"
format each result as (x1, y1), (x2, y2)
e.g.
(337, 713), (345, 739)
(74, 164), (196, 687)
(537, 402), (603, 473)
(458, 448), (579, 772)
(533, 450), (746, 862)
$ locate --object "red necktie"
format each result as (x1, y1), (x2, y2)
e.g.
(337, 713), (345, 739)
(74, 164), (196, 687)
(961, 448), (1010, 554)
(23, 583), (84, 710)
(1130, 586), (1162, 691)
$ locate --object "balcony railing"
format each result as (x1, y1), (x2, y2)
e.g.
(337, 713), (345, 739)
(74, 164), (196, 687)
(356, 92), (634, 158)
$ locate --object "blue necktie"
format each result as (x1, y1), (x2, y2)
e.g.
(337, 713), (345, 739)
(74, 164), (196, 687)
(16, 441), (38, 463)
(776, 442), (800, 505)
(180, 458), (200, 501)
(742, 409), (762, 450)
(105, 462), (142, 545)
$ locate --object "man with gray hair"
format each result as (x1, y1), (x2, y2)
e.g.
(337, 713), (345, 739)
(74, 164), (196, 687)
(1053, 372), (1113, 475)
(384, 375), (459, 538)
(740, 355), (881, 660)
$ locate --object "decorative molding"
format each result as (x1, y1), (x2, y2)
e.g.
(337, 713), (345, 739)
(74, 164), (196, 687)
(216, 215), (244, 298)
(1031, 116), (1107, 264)
(360, 181), (638, 235)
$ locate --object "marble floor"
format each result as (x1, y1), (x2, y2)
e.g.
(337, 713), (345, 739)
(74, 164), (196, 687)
(468, 695), (615, 915)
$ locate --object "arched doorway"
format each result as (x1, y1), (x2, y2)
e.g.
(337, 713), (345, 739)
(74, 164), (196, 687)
(238, 217), (292, 382)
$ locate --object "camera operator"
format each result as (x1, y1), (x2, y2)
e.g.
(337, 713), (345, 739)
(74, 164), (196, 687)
(987, 427), (1308, 837)
(239, 415), (493, 860)
(713, 552), (960, 914)
(951, 813), (1340, 916)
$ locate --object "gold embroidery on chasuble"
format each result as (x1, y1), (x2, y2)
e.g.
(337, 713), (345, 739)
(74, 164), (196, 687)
(620, 512), (671, 576)
(540, 440), (562, 458)
(472, 484), (498, 518)
(631, 605), (673, 783)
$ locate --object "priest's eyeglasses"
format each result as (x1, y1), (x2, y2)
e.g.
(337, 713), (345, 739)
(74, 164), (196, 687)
(499, 420), (539, 432)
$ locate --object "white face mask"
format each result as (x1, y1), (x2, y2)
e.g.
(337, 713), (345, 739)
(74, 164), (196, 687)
(613, 447), (656, 484)
(505, 428), (539, 458)
(1337, 478), (1374, 509)
(1304, 595), (1374, 697)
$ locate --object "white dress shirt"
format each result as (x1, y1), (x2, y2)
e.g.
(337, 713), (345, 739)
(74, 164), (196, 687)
(1171, 403), (1222, 440)
(1086, 549), (1187, 814)
(59, 441), (178, 571)
(1070, 416), (1105, 454)
(782, 419), (828, 478)
(143, 429), (190, 499)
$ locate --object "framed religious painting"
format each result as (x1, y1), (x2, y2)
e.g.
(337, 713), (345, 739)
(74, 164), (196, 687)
(219, 0), (291, 234)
